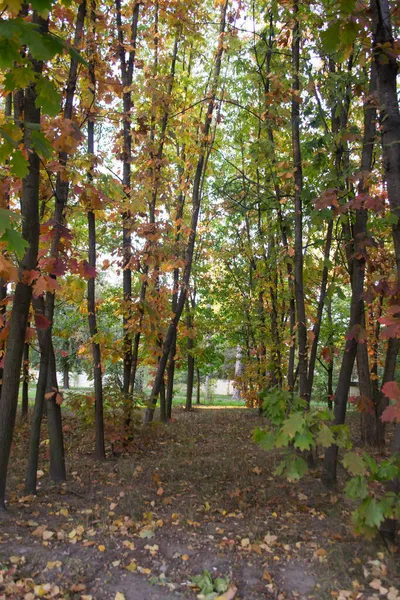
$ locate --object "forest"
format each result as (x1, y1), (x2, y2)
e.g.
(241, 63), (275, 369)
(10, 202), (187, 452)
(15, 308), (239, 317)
(0, 0), (400, 598)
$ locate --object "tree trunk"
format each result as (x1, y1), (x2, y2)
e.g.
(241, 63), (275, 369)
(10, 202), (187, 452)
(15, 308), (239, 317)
(115, 0), (140, 396)
(46, 343), (66, 482)
(35, 0), (86, 478)
(166, 329), (176, 419)
(0, 13), (45, 509)
(373, 0), (400, 538)
(143, 1), (228, 423)
(87, 5), (105, 460)
(291, 0), (308, 403)
(185, 302), (194, 411)
(196, 367), (201, 405)
(306, 220), (333, 402)
(232, 345), (243, 400)
(63, 365), (70, 390)
(323, 59), (377, 485)
(25, 308), (51, 494)
(21, 338), (30, 421)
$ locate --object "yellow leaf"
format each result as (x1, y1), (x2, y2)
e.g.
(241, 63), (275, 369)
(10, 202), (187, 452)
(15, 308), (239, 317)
(115, 594), (126, 600)
(182, 554), (189, 561)
(98, 545), (106, 552)
(46, 560), (62, 570)
(241, 538), (250, 547)
(125, 561), (137, 572)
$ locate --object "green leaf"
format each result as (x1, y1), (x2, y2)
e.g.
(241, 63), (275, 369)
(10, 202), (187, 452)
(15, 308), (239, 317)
(10, 150), (29, 178)
(0, 38), (20, 69)
(22, 26), (63, 61)
(340, 0), (356, 14)
(316, 423), (335, 448)
(345, 476), (368, 500)
(275, 430), (290, 447)
(253, 427), (276, 450)
(214, 577), (229, 593)
(282, 412), (305, 438)
(363, 497), (385, 529)
(321, 21), (340, 54)
(286, 456), (308, 482)
(293, 429), (314, 451)
(0, 228), (28, 258)
(341, 21), (358, 48)
(362, 453), (378, 476)
(30, 0), (53, 12)
(343, 452), (366, 476)
(4, 67), (36, 91)
(377, 459), (398, 481)
(31, 130), (53, 158)
(0, 209), (12, 236)
(331, 424), (351, 449)
(35, 77), (61, 116)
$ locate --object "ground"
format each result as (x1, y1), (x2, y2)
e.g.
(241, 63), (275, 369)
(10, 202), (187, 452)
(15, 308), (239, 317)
(1, 406), (399, 600)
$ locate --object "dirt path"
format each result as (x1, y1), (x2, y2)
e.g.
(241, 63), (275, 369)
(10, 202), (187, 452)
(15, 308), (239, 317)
(0, 407), (399, 600)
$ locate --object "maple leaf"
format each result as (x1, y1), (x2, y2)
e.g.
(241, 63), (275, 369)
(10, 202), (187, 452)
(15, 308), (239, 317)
(343, 452), (366, 476)
(321, 346), (333, 363)
(79, 260), (96, 279)
(381, 403), (400, 423)
(381, 381), (400, 423)
(34, 313), (51, 330)
(282, 412), (305, 438)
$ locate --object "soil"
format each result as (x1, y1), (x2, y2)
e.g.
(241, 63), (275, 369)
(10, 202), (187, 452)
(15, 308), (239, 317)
(0, 406), (399, 600)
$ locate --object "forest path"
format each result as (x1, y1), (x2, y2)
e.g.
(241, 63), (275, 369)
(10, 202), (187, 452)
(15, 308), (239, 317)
(0, 406), (398, 599)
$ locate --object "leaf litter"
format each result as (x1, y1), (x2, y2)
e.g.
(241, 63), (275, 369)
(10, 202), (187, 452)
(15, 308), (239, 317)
(0, 407), (399, 599)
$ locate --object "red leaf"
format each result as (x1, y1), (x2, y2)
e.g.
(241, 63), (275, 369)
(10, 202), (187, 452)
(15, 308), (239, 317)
(34, 314), (51, 329)
(79, 260), (96, 279)
(381, 381), (400, 402)
(381, 403), (400, 423)
(321, 346), (333, 363)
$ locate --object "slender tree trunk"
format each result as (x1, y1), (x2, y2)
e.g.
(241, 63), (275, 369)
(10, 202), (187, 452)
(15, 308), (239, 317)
(323, 61), (377, 485)
(0, 94), (11, 401)
(21, 339), (30, 420)
(291, 0), (308, 403)
(326, 296), (334, 411)
(63, 365), (70, 390)
(46, 344), (66, 482)
(185, 301), (194, 411)
(306, 220), (334, 402)
(25, 309), (51, 494)
(373, 1), (400, 537)
(130, 29), (180, 398)
(0, 12), (46, 509)
(86, 1), (105, 460)
(196, 367), (201, 404)
(143, 1), (228, 423)
(115, 0), (139, 398)
(36, 0), (86, 484)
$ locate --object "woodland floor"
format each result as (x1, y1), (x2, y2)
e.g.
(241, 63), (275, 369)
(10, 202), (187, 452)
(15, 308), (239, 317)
(1, 406), (400, 600)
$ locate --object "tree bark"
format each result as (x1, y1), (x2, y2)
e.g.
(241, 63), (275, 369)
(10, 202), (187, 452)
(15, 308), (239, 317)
(291, 0), (308, 403)
(115, 0), (140, 396)
(196, 367), (201, 404)
(185, 301), (194, 411)
(87, 0), (105, 460)
(21, 339), (30, 421)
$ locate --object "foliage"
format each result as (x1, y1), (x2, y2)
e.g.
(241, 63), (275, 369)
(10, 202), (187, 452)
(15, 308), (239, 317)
(254, 387), (400, 538)
(191, 570), (230, 600)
